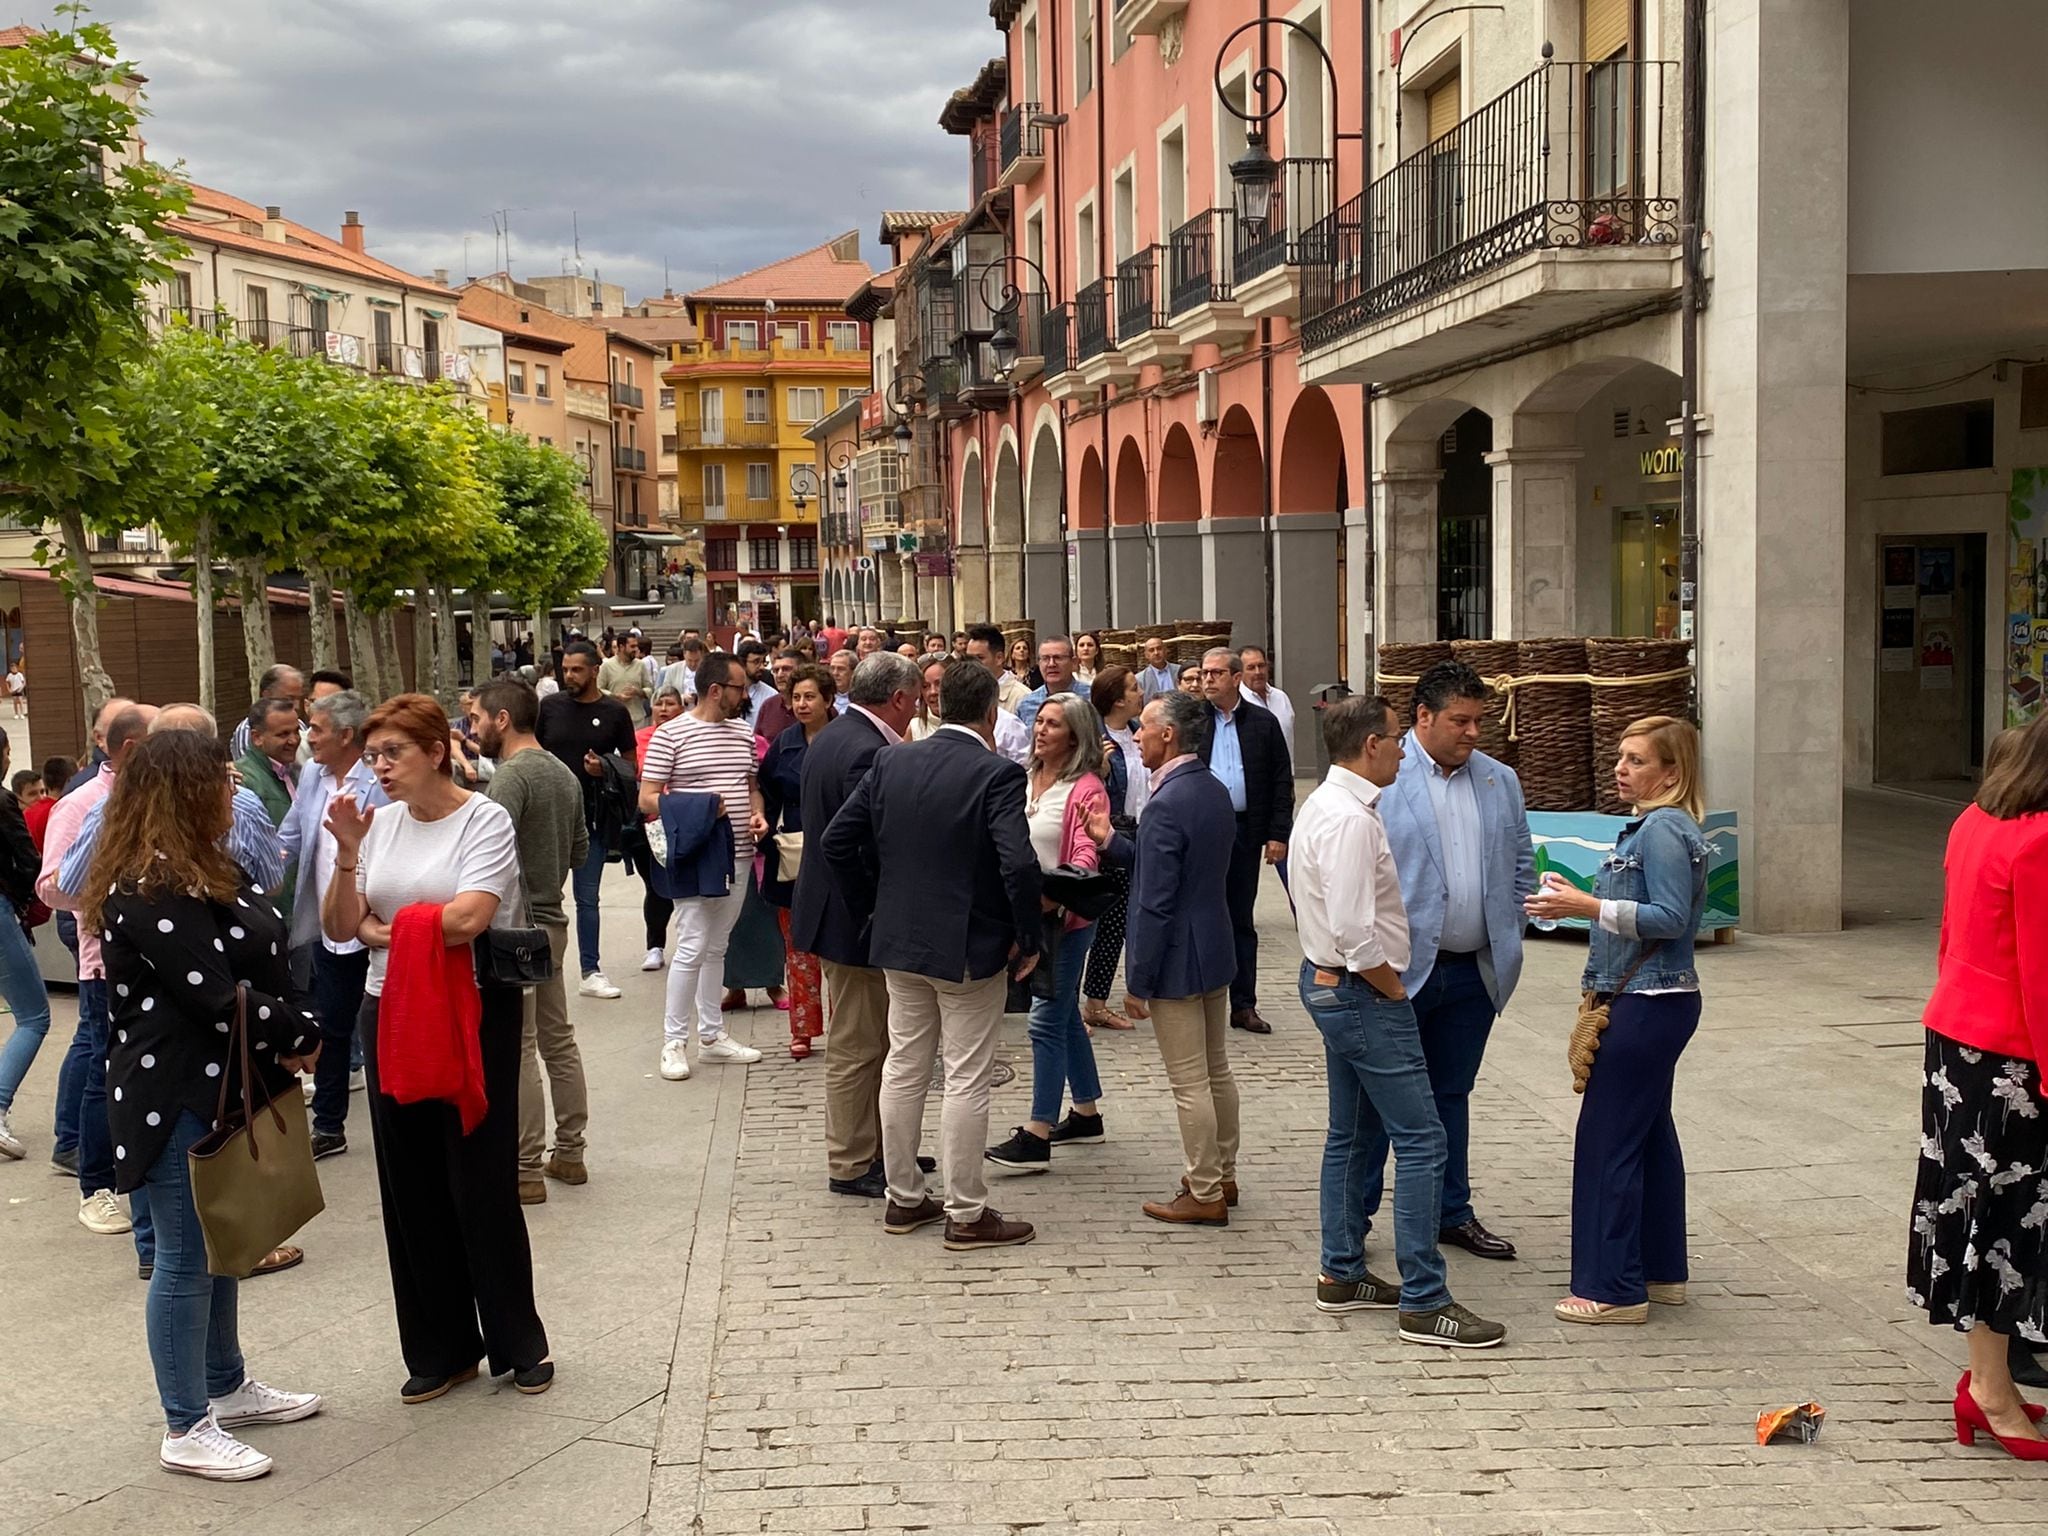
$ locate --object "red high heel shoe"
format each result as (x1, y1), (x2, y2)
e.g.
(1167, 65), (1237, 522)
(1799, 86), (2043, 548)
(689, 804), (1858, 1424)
(1954, 1372), (2048, 1459)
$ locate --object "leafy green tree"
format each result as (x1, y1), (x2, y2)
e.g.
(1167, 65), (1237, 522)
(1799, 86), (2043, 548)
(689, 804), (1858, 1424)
(0, 11), (190, 713)
(474, 426), (607, 649)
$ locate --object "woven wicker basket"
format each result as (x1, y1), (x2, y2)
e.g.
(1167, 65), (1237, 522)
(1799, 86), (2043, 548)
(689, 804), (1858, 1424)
(1099, 643), (1138, 671)
(1375, 641), (1452, 730)
(1136, 622), (1177, 642)
(1450, 639), (1519, 769)
(1587, 637), (1694, 815)
(1514, 638), (1592, 811)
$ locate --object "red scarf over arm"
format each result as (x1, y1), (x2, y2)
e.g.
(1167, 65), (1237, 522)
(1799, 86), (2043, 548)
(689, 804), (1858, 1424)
(378, 903), (487, 1134)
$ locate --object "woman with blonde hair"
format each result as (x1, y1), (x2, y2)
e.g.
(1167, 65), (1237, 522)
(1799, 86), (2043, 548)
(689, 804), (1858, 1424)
(1525, 714), (1708, 1325)
(906, 653), (948, 741)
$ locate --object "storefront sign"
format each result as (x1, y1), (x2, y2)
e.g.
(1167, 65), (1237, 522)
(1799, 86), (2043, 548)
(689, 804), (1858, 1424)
(913, 552), (954, 578)
(1639, 442), (1684, 482)
(752, 583), (776, 601)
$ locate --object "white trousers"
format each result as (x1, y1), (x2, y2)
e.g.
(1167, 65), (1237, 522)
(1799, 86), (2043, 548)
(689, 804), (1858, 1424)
(879, 967), (1007, 1223)
(663, 882), (749, 1044)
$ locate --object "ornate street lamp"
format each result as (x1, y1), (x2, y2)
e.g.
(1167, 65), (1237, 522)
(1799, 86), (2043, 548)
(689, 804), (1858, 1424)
(885, 371), (925, 466)
(962, 253), (1051, 382)
(788, 462), (822, 515)
(1228, 133), (1281, 235)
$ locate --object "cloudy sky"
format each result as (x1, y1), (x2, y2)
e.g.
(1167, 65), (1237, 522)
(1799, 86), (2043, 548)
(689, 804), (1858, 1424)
(77, 0), (996, 299)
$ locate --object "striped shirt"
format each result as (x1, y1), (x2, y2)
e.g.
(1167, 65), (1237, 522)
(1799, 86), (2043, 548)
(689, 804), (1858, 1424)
(641, 713), (758, 863)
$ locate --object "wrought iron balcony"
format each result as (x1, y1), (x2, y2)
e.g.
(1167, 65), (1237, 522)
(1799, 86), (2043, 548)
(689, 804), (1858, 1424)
(1040, 302), (1071, 378)
(677, 494), (729, 522)
(614, 446), (648, 472)
(970, 120), (1002, 204)
(1167, 209), (1236, 316)
(611, 381), (645, 409)
(1300, 57), (1680, 365)
(1115, 247), (1166, 346)
(676, 421), (777, 449)
(1074, 278), (1113, 364)
(1233, 157), (1335, 288)
(999, 102), (1044, 187)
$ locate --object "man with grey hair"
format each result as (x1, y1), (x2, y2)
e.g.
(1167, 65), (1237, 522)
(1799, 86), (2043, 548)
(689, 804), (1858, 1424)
(1013, 634), (1077, 730)
(791, 649), (921, 1198)
(1198, 646), (1295, 1035)
(279, 689), (387, 1155)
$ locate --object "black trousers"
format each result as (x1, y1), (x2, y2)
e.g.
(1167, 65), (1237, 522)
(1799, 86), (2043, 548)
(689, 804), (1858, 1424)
(310, 946), (370, 1138)
(1224, 816), (1261, 1010)
(360, 985), (548, 1380)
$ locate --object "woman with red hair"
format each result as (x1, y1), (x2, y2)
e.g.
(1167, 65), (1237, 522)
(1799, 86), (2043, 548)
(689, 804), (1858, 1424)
(322, 694), (552, 1404)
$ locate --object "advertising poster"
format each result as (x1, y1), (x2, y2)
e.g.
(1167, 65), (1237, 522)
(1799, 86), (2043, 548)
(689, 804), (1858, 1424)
(2007, 469), (2048, 725)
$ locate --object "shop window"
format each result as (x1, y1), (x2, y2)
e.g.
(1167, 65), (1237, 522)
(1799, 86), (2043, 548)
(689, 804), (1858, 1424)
(1881, 400), (1993, 476)
(705, 538), (738, 570)
(2021, 365), (2048, 432)
(1436, 408), (1493, 641)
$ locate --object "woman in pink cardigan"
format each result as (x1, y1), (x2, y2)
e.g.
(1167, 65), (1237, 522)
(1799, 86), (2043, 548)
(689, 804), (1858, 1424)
(985, 692), (1112, 1174)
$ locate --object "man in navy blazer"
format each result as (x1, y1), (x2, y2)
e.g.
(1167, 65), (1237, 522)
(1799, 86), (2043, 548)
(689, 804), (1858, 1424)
(790, 652), (921, 1199)
(1368, 660), (1536, 1261)
(820, 661), (1042, 1252)
(1094, 690), (1241, 1227)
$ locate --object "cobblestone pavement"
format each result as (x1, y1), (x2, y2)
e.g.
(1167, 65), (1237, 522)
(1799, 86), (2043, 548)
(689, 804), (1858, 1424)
(3, 788), (2041, 1534)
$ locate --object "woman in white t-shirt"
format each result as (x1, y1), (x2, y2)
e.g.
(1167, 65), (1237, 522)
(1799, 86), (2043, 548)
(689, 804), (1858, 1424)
(322, 693), (551, 1404)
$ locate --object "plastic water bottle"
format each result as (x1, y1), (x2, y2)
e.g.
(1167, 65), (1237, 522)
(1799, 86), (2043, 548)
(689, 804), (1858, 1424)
(1529, 872), (1562, 932)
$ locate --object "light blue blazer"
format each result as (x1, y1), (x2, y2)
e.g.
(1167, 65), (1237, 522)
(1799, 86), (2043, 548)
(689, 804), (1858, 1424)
(1379, 745), (1536, 1011)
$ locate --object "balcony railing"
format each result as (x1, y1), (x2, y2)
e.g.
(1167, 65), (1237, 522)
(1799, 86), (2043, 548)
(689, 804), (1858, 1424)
(999, 102), (1043, 175)
(676, 421), (777, 449)
(611, 381), (645, 409)
(1115, 247), (1167, 344)
(1040, 302), (1071, 377)
(1168, 208), (1236, 315)
(1010, 288), (1047, 364)
(920, 275), (961, 369)
(1233, 157), (1335, 285)
(677, 495), (729, 521)
(1074, 278), (1113, 364)
(615, 446), (647, 472)
(970, 120), (1002, 204)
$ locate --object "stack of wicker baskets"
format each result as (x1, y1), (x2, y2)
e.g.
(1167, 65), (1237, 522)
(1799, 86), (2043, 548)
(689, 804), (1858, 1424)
(1450, 639), (1519, 768)
(999, 621), (1035, 661)
(1513, 638), (1592, 812)
(1588, 637), (1694, 814)
(1375, 641), (1451, 730)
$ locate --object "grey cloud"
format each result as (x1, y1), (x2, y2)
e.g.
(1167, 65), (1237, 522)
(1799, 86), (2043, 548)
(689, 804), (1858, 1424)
(84, 0), (999, 296)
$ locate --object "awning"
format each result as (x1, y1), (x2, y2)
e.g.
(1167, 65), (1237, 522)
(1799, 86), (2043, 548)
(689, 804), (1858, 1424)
(617, 531), (688, 547)
(419, 307), (449, 319)
(301, 284), (346, 302)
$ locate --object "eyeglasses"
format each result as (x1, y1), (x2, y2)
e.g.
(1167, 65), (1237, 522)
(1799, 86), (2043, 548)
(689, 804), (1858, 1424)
(360, 743), (413, 767)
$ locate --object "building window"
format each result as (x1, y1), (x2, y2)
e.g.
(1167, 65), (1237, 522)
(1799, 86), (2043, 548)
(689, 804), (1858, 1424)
(1076, 199), (1098, 286)
(1112, 165), (1137, 264)
(788, 387), (824, 423)
(1435, 409), (1493, 640)
(508, 360), (527, 396)
(1074, 0), (1093, 100)
(748, 536), (781, 570)
(306, 295), (329, 336)
(659, 387), (675, 410)
(702, 463), (726, 510)
(662, 433), (679, 455)
(169, 270), (193, 315)
(743, 388), (769, 423)
(828, 320), (860, 353)
(725, 318), (759, 349)
(705, 537), (738, 570)
(1158, 126), (1186, 238)
(746, 462), (773, 502)
(247, 285), (269, 338)
(789, 535), (818, 568)
(534, 363), (551, 399)
(837, 386), (863, 409)
(1021, 10), (1040, 103)
(539, 436), (552, 446)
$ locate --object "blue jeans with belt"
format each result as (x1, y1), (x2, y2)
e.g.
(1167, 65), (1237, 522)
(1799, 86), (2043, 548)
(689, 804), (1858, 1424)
(1027, 920), (1100, 1125)
(0, 913), (53, 1113)
(142, 1110), (245, 1431)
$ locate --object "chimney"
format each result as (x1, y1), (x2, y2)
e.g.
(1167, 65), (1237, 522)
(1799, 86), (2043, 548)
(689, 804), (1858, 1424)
(432, 267), (449, 287)
(341, 210), (364, 253)
(262, 205), (286, 243)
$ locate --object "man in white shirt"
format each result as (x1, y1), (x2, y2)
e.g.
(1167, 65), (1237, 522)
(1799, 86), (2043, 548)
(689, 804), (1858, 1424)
(1239, 645), (1297, 770)
(1289, 694), (1506, 1352)
(963, 624), (1030, 715)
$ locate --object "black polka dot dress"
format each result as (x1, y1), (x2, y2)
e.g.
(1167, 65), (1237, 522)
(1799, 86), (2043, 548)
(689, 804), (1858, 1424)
(102, 879), (314, 1194)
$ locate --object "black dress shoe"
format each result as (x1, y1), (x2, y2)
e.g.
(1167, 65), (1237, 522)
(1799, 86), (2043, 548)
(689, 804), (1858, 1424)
(868, 1154), (937, 1178)
(829, 1168), (887, 1199)
(1439, 1219), (1517, 1260)
(1230, 1008), (1273, 1035)
(2012, 1337), (2048, 1390)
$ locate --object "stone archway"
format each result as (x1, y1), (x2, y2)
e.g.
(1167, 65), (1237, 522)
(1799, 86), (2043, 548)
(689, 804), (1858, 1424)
(989, 433), (1025, 624)
(1206, 404), (1266, 644)
(1155, 423), (1203, 620)
(1377, 394), (1489, 643)
(1022, 415), (1063, 625)
(1074, 444), (1107, 629)
(1111, 436), (1151, 623)
(955, 443), (989, 625)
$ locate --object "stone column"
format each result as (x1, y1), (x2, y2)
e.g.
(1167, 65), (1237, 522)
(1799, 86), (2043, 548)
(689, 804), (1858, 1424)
(1022, 543), (1064, 625)
(986, 548), (1022, 622)
(1345, 500), (1374, 687)
(1153, 524), (1204, 623)
(1272, 512), (1344, 762)
(1698, 0), (1849, 934)
(1372, 463), (1441, 644)
(1484, 431), (1581, 638)
(1110, 526), (1151, 623)
(955, 550), (990, 625)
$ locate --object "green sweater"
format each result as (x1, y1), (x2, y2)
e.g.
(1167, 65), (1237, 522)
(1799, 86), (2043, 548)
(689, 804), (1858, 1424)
(485, 746), (590, 928)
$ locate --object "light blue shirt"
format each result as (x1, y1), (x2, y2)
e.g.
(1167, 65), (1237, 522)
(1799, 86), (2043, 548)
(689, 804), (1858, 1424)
(1412, 730), (1487, 953)
(1209, 704), (1248, 813)
(1139, 664), (1178, 701)
(1014, 681), (1073, 731)
(279, 757), (390, 951)
(60, 785), (286, 900)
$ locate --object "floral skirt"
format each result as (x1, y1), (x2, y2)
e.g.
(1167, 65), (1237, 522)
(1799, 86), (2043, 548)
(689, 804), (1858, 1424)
(1906, 1030), (2048, 1343)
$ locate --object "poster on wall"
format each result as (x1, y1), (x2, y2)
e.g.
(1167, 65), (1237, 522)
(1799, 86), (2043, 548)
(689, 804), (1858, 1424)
(1882, 544), (1917, 610)
(2007, 469), (2048, 725)
(1920, 626), (1955, 691)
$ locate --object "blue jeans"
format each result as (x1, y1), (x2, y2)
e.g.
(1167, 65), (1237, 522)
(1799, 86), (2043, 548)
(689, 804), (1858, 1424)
(71, 977), (153, 1256)
(1300, 963), (1452, 1312)
(0, 914), (53, 1113)
(1358, 951), (1496, 1231)
(570, 836), (608, 976)
(310, 947), (370, 1138)
(1028, 921), (1099, 1125)
(142, 1111), (245, 1431)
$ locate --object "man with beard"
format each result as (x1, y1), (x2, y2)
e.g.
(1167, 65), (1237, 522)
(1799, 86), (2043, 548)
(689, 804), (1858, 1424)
(473, 680), (590, 1205)
(538, 640), (638, 1000)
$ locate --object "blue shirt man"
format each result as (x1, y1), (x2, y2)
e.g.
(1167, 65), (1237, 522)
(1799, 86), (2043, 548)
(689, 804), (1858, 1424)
(1208, 701), (1248, 812)
(1013, 635), (1078, 731)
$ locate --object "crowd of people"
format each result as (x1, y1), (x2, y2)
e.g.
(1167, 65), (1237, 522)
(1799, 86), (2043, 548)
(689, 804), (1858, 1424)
(1, 610), (2044, 1477)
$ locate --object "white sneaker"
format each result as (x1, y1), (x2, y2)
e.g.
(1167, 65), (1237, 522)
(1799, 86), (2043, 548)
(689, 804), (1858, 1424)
(659, 1041), (691, 1080)
(579, 971), (623, 1000)
(699, 1036), (763, 1066)
(0, 1110), (24, 1160)
(641, 947), (664, 972)
(160, 1415), (273, 1481)
(301, 1075), (315, 1105)
(79, 1188), (132, 1234)
(209, 1377), (323, 1429)
(348, 1067), (366, 1094)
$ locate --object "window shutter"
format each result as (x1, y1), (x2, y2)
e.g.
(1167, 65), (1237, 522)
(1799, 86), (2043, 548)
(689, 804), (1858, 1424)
(1583, 0), (1632, 63)
(1425, 75), (1461, 142)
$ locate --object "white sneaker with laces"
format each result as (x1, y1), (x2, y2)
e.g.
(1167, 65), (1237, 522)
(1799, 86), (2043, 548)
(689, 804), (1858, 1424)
(160, 1415), (273, 1481)
(641, 947), (664, 972)
(659, 1041), (691, 1080)
(209, 1377), (323, 1428)
(301, 1075), (315, 1105)
(79, 1188), (132, 1234)
(348, 1066), (366, 1094)
(579, 971), (623, 1000)
(0, 1110), (24, 1160)
(699, 1036), (763, 1065)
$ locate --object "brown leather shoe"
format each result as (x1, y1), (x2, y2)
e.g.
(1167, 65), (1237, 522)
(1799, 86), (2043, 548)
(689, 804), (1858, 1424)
(1144, 1189), (1229, 1226)
(518, 1179), (547, 1205)
(943, 1207), (1035, 1251)
(1229, 1007), (1273, 1035)
(883, 1195), (945, 1234)
(1181, 1175), (1239, 1208)
(543, 1157), (586, 1186)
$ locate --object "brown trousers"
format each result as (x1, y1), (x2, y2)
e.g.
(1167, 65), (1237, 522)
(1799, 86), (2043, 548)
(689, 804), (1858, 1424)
(822, 960), (891, 1182)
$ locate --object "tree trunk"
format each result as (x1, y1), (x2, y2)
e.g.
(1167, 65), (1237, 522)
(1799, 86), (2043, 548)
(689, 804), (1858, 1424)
(191, 511), (217, 719)
(342, 588), (377, 699)
(305, 560), (338, 673)
(235, 555), (276, 704)
(377, 609), (403, 696)
(411, 586), (435, 696)
(471, 588), (493, 682)
(433, 585), (461, 706)
(52, 506), (117, 718)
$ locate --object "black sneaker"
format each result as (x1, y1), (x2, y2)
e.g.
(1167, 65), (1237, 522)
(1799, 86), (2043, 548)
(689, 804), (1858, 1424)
(1398, 1301), (1509, 1350)
(1316, 1271), (1400, 1312)
(984, 1126), (1051, 1171)
(310, 1132), (348, 1161)
(1048, 1111), (1105, 1145)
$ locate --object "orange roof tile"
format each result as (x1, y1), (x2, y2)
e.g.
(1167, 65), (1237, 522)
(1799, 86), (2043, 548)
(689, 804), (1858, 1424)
(456, 282), (609, 384)
(173, 181), (456, 298)
(687, 232), (872, 306)
(606, 314), (698, 349)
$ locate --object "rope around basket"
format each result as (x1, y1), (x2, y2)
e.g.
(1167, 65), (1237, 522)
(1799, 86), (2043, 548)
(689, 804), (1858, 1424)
(1372, 667), (1694, 742)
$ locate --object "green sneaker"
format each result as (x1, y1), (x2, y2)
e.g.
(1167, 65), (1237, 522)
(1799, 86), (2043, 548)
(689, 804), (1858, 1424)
(1315, 1271), (1401, 1312)
(1398, 1300), (1508, 1349)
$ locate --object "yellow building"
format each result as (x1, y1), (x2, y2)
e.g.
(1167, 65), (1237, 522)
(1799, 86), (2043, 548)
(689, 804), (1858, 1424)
(667, 232), (872, 633)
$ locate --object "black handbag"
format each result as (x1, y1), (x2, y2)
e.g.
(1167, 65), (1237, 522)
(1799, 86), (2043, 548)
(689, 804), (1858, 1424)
(473, 926), (553, 988)
(1004, 909), (1064, 1014)
(1041, 864), (1119, 922)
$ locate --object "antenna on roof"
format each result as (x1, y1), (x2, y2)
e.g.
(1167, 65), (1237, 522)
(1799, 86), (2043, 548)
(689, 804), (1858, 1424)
(572, 211), (583, 278)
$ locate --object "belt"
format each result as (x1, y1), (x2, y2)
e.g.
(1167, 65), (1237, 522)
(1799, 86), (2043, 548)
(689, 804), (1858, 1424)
(1436, 948), (1483, 964)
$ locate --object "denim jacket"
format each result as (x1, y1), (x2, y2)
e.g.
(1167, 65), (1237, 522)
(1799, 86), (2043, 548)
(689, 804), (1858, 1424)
(1581, 806), (1708, 995)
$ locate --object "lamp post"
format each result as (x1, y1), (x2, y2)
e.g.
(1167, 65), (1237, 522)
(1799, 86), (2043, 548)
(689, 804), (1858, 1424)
(960, 253), (1052, 383)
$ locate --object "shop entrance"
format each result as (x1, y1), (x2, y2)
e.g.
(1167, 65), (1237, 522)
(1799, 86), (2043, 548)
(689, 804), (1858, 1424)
(1873, 533), (1986, 798)
(1612, 503), (1680, 637)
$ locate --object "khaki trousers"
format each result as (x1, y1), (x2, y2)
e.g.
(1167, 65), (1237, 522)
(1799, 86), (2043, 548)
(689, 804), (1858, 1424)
(1149, 986), (1239, 1203)
(879, 968), (1007, 1223)
(822, 960), (891, 1182)
(518, 924), (587, 1176)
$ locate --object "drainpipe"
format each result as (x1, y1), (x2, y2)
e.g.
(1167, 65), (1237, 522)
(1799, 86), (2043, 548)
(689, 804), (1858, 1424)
(1258, 0), (1277, 655)
(1050, 0), (1072, 631)
(1097, 3), (1112, 629)
(1678, 0), (1704, 712)
(1356, 0), (1374, 689)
